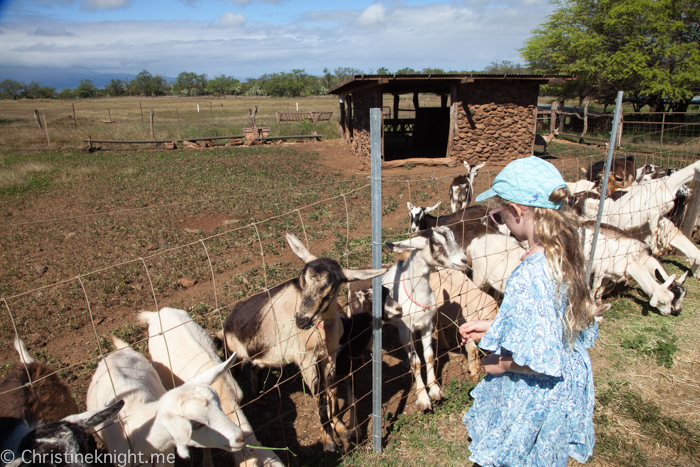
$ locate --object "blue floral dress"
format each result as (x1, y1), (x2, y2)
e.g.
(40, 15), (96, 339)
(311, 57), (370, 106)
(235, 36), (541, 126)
(463, 252), (597, 467)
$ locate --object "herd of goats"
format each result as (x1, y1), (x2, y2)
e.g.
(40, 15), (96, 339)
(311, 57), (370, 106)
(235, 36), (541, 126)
(1, 155), (699, 467)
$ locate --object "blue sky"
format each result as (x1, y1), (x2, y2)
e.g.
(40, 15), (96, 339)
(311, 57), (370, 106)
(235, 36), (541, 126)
(0, 0), (556, 88)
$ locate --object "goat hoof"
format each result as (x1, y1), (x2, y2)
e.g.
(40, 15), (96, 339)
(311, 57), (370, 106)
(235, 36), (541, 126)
(415, 394), (432, 411)
(323, 439), (336, 452)
(429, 385), (443, 401)
(333, 421), (350, 440)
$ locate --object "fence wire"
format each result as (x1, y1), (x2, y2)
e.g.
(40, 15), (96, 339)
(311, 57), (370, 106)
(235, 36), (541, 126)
(1, 125), (699, 466)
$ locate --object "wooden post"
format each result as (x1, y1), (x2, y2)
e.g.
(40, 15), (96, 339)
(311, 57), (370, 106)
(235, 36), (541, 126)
(72, 103), (77, 127)
(445, 84), (458, 158)
(339, 97), (346, 142)
(42, 113), (50, 147)
(150, 109), (155, 139)
(616, 106), (624, 148)
(108, 109), (112, 123)
(393, 94), (399, 131)
(346, 94), (353, 141)
(441, 94), (448, 108)
(34, 109), (42, 129)
(210, 102), (213, 126)
(248, 106), (258, 132)
(550, 101), (557, 133)
(660, 112), (666, 152)
(531, 106), (538, 155)
(140, 102), (144, 125)
(176, 108), (180, 127)
(581, 99), (589, 142)
(413, 92), (420, 111)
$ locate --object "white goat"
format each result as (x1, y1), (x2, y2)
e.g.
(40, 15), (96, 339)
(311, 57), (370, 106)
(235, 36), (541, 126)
(86, 337), (245, 467)
(382, 226), (469, 410)
(566, 179), (597, 196)
(464, 233), (526, 296)
(656, 217), (700, 276)
(449, 161), (486, 212)
(139, 308), (284, 467)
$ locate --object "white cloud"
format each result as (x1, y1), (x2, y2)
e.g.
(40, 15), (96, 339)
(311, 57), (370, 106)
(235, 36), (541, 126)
(81, 0), (132, 10)
(214, 12), (247, 27)
(357, 4), (387, 27)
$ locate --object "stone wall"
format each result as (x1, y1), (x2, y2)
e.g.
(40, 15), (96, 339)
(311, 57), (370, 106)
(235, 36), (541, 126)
(451, 80), (539, 165)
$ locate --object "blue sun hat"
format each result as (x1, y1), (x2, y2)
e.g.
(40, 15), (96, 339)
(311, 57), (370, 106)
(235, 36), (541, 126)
(475, 156), (567, 209)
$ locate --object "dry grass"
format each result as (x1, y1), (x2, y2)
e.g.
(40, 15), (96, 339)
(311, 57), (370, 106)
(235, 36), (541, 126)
(0, 95), (342, 150)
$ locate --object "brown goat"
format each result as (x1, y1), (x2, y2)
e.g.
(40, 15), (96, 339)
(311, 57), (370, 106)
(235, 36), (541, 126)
(583, 155), (636, 193)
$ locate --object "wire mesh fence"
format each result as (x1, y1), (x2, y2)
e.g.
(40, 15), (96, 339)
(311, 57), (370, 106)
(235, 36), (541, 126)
(1, 112), (699, 466)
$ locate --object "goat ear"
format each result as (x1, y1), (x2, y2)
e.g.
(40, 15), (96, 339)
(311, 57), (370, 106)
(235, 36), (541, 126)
(386, 236), (429, 252)
(677, 270), (689, 285)
(342, 268), (387, 282)
(649, 294), (659, 308)
(407, 201), (415, 211)
(463, 161), (470, 171)
(62, 400), (124, 429)
(160, 413), (192, 457)
(425, 202), (441, 213)
(348, 291), (364, 316)
(472, 162), (486, 172)
(285, 232), (317, 263)
(661, 274), (676, 289)
(187, 352), (237, 386)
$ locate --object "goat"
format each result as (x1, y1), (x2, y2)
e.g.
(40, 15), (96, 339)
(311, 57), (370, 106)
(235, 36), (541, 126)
(86, 337), (245, 466)
(448, 161), (486, 212)
(430, 268), (498, 381)
(1, 338), (123, 467)
(406, 202), (524, 296)
(382, 226), (469, 410)
(656, 217), (700, 277)
(582, 221), (687, 315)
(138, 308), (283, 467)
(219, 232), (386, 452)
(334, 286), (402, 441)
(565, 179), (597, 196)
(534, 129), (558, 154)
(582, 155), (637, 193)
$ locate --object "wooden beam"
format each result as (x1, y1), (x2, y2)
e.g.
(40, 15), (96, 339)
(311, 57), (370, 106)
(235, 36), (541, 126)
(382, 157), (457, 169)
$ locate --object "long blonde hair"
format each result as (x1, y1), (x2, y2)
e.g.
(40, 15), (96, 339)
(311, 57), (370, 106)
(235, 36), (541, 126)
(495, 188), (596, 344)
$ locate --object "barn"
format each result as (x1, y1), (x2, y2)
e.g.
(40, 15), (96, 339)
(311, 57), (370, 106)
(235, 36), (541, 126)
(329, 73), (573, 165)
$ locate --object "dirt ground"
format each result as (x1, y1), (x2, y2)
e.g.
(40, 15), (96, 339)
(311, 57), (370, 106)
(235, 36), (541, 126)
(2, 138), (694, 466)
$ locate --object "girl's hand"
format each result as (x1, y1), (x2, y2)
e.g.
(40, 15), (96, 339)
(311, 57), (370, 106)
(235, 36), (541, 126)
(459, 320), (492, 345)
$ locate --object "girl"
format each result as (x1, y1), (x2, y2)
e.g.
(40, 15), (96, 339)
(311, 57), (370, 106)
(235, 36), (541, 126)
(459, 156), (598, 466)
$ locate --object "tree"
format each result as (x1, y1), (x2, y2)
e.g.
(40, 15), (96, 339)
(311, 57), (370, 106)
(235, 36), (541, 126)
(521, 0), (700, 110)
(334, 67), (364, 84)
(395, 67), (417, 75)
(421, 67), (445, 74)
(128, 70), (169, 96)
(57, 88), (74, 100)
(483, 60), (527, 74)
(0, 79), (23, 99)
(37, 87), (56, 99)
(172, 71), (207, 96)
(20, 81), (41, 99)
(206, 74), (240, 96)
(104, 79), (127, 97)
(75, 79), (98, 98)
(376, 67), (390, 75)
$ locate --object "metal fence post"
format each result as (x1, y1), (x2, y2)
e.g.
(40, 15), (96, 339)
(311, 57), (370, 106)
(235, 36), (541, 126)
(586, 90), (625, 279)
(370, 107), (383, 453)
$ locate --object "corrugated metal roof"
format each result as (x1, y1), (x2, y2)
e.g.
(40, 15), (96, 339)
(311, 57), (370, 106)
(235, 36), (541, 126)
(329, 73), (575, 95)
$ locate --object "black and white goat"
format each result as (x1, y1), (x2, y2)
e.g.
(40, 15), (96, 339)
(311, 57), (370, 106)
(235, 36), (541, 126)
(0, 338), (123, 467)
(219, 233), (386, 452)
(448, 161), (486, 213)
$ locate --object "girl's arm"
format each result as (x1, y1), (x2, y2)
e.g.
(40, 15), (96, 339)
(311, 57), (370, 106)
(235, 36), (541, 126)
(482, 354), (540, 376)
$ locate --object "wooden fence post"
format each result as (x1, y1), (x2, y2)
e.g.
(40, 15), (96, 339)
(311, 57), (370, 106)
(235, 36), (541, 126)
(660, 112), (666, 152)
(210, 102), (213, 126)
(581, 99), (589, 142)
(34, 109), (42, 129)
(176, 108), (180, 127)
(150, 109), (155, 139)
(108, 109), (112, 123)
(550, 101), (557, 134)
(72, 103), (77, 127)
(42, 113), (50, 147)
